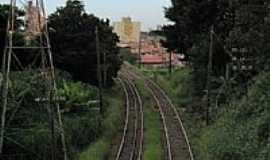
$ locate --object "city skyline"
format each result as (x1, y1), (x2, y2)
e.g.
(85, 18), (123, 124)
(1, 0), (172, 31)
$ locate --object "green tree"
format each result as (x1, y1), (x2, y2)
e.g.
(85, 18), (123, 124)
(163, 0), (270, 96)
(229, 0), (270, 72)
(163, 0), (234, 98)
(0, 4), (25, 55)
(48, 0), (122, 86)
(0, 4), (9, 54)
(0, 4), (26, 69)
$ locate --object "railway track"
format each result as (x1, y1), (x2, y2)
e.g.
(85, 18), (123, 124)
(123, 66), (194, 160)
(116, 75), (144, 160)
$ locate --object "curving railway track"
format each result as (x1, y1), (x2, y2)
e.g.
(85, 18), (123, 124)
(116, 75), (144, 160)
(123, 65), (194, 160)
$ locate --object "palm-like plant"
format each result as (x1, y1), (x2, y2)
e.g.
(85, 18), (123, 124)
(57, 80), (98, 112)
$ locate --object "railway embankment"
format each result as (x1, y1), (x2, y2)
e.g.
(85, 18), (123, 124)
(138, 66), (270, 160)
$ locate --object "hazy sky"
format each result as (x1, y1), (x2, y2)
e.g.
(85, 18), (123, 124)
(1, 0), (172, 31)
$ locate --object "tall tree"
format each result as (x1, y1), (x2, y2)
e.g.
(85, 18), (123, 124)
(48, 0), (122, 86)
(163, 0), (234, 97)
(163, 0), (270, 121)
(229, 0), (270, 72)
(0, 4), (25, 70)
(0, 4), (9, 54)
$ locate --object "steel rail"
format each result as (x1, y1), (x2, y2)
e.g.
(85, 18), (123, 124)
(124, 66), (194, 160)
(116, 76), (144, 160)
(125, 76), (144, 160)
(123, 70), (172, 160)
(115, 78), (130, 160)
(126, 76), (138, 160)
(148, 79), (195, 160)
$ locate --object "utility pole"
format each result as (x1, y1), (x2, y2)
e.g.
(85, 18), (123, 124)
(95, 26), (103, 116)
(49, 93), (56, 160)
(103, 51), (107, 88)
(138, 33), (142, 68)
(169, 52), (172, 75)
(206, 25), (214, 125)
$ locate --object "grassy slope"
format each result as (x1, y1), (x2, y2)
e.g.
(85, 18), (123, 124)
(139, 66), (270, 160)
(195, 72), (270, 160)
(78, 84), (123, 160)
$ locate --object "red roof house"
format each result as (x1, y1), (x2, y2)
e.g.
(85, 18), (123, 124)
(140, 54), (165, 65)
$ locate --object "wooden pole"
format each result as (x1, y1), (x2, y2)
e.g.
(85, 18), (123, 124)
(103, 51), (107, 88)
(206, 25), (214, 125)
(169, 52), (172, 75)
(49, 93), (56, 160)
(138, 33), (142, 68)
(95, 27), (103, 116)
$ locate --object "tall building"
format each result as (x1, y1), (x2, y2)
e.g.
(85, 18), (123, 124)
(113, 17), (141, 44)
(25, 0), (45, 40)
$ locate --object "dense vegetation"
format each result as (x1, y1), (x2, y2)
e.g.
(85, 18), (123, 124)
(79, 85), (123, 160)
(163, 0), (270, 98)
(0, 0), (122, 159)
(0, 4), (8, 53)
(0, 71), (100, 159)
(1, 0), (270, 159)
(49, 0), (122, 86)
(0, 0), (122, 86)
(196, 72), (270, 160)
(150, 68), (270, 160)
(160, 0), (270, 159)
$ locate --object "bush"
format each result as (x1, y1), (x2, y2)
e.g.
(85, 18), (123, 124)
(57, 80), (98, 112)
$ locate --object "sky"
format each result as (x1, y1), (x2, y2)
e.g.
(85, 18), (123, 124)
(1, 0), (172, 31)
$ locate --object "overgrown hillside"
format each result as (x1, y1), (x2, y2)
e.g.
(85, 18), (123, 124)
(0, 70), (101, 159)
(0, 69), (124, 159)
(151, 69), (270, 160)
(196, 72), (270, 160)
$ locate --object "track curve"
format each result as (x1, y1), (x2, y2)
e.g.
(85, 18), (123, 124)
(116, 76), (144, 160)
(123, 65), (194, 160)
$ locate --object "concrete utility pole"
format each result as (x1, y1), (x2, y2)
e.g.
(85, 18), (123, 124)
(103, 51), (107, 87)
(49, 93), (56, 160)
(169, 52), (173, 75)
(206, 25), (214, 125)
(138, 33), (142, 68)
(95, 26), (103, 116)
